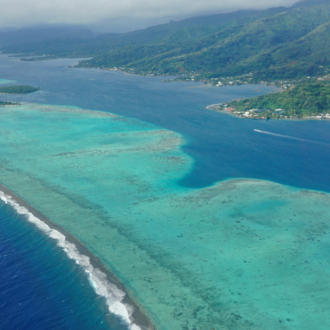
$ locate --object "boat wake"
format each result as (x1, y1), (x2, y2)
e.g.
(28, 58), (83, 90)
(0, 191), (142, 330)
(254, 129), (329, 145)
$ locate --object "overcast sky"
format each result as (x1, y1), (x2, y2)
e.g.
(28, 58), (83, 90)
(1, 0), (299, 31)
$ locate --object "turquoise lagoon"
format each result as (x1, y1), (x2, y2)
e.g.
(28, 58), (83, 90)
(0, 78), (14, 84)
(0, 103), (330, 329)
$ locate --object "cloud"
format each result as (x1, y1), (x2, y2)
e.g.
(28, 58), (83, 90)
(0, 0), (298, 28)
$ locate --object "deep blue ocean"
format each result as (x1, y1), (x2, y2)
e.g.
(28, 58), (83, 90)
(1, 55), (330, 329)
(0, 200), (124, 330)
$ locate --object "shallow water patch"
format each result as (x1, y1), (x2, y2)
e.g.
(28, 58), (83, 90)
(0, 104), (330, 330)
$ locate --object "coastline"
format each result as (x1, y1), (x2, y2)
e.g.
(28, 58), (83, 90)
(0, 183), (155, 330)
(208, 108), (330, 121)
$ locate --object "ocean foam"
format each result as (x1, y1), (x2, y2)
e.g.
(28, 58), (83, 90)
(0, 190), (142, 330)
(254, 129), (330, 145)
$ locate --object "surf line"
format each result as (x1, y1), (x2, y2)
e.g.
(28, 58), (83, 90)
(254, 129), (329, 146)
(0, 189), (149, 330)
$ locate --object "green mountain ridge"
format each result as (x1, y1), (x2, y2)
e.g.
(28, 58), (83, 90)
(2, 0), (330, 82)
(0, 9), (262, 57)
(73, 1), (330, 80)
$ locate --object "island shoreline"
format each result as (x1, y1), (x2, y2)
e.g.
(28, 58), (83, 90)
(0, 183), (155, 330)
(208, 108), (330, 121)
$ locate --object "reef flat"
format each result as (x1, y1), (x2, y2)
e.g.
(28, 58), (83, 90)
(0, 103), (330, 330)
(0, 79), (14, 84)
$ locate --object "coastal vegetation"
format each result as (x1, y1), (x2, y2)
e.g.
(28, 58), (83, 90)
(0, 85), (40, 94)
(222, 80), (330, 119)
(20, 55), (63, 61)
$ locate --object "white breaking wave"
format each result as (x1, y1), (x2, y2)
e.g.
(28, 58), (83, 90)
(254, 129), (329, 145)
(0, 190), (142, 330)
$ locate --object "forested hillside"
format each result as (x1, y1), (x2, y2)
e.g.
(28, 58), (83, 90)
(75, 0), (330, 80)
(2, 0), (330, 81)
(1, 9), (262, 57)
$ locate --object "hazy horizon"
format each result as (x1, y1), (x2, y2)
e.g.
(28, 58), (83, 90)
(0, 0), (299, 33)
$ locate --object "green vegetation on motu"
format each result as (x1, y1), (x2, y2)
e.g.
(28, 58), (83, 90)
(0, 101), (20, 106)
(225, 80), (330, 119)
(0, 85), (40, 94)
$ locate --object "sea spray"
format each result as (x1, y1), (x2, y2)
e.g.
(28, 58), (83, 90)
(0, 190), (142, 330)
